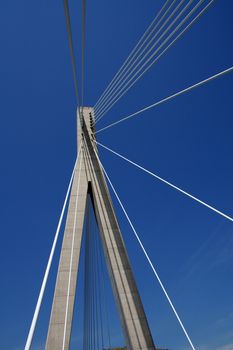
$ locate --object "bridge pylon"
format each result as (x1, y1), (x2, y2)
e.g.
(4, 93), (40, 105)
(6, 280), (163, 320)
(46, 107), (156, 350)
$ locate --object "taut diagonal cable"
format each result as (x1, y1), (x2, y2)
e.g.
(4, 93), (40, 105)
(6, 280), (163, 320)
(95, 65), (233, 134)
(94, 0), (177, 114)
(95, 141), (233, 223)
(81, 0), (86, 114)
(24, 153), (80, 350)
(95, 0), (213, 122)
(93, 0), (173, 112)
(93, 149), (197, 350)
(64, 0), (81, 106)
(95, 0), (214, 124)
(94, 0), (190, 118)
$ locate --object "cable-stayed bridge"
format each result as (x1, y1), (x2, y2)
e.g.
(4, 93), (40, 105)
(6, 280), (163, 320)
(23, 1), (233, 349)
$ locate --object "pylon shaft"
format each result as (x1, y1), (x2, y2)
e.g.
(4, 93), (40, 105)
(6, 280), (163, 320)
(46, 107), (155, 350)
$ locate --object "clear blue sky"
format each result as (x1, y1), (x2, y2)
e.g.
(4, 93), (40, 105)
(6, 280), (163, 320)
(0, 1), (232, 349)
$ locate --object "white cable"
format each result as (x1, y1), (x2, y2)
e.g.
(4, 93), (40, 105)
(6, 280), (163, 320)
(94, 0), (178, 116)
(24, 154), (79, 350)
(95, 65), (233, 134)
(95, 0), (205, 122)
(93, 149), (197, 350)
(95, 141), (233, 223)
(81, 0), (86, 116)
(63, 0), (80, 106)
(94, 0), (190, 119)
(93, 0), (173, 112)
(95, 0), (214, 123)
(62, 146), (83, 350)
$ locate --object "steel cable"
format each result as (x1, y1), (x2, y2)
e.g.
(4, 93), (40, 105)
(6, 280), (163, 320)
(95, 65), (233, 134)
(94, 149), (197, 350)
(81, 0), (86, 115)
(24, 155), (79, 350)
(95, 0), (214, 124)
(94, 0), (188, 118)
(94, 0), (177, 114)
(63, 0), (81, 106)
(94, 0), (173, 112)
(95, 141), (233, 223)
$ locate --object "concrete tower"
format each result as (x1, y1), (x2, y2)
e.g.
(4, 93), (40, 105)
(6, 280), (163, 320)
(46, 107), (156, 350)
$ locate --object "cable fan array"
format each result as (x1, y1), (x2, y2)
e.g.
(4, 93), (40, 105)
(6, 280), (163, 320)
(94, 0), (214, 124)
(83, 196), (112, 350)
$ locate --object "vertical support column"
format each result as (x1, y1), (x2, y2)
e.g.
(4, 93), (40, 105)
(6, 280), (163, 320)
(46, 107), (156, 350)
